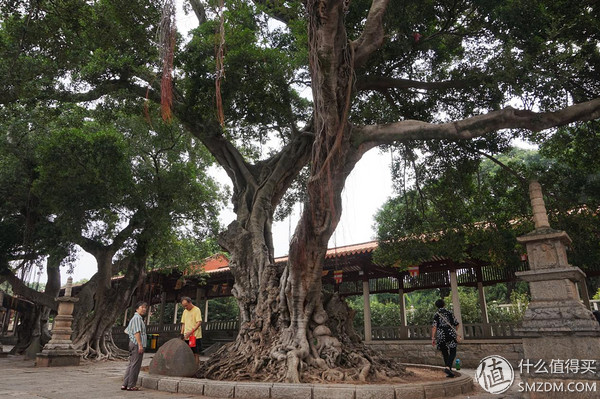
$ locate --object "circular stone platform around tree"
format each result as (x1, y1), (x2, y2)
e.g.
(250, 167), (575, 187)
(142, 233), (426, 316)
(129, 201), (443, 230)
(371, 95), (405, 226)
(139, 364), (473, 399)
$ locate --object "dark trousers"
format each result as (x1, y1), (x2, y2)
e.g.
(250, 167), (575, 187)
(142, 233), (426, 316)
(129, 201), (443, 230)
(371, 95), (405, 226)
(123, 341), (143, 388)
(185, 338), (202, 354)
(440, 343), (457, 369)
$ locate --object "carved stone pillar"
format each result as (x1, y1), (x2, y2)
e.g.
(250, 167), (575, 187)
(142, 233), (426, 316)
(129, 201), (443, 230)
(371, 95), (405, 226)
(36, 277), (81, 367)
(515, 181), (600, 398)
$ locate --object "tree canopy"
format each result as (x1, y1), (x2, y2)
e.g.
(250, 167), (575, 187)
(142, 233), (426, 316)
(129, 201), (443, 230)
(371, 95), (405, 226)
(374, 122), (600, 274)
(2, 0), (600, 380)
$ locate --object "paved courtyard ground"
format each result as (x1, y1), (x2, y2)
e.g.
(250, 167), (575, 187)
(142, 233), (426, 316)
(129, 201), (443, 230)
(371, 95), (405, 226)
(0, 346), (521, 398)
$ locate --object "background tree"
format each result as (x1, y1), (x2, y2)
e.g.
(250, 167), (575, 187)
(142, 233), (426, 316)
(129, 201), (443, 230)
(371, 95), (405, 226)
(0, 101), (221, 357)
(374, 124), (600, 287)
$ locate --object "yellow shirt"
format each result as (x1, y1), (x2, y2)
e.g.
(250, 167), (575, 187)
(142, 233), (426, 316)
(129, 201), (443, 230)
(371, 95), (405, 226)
(181, 305), (202, 338)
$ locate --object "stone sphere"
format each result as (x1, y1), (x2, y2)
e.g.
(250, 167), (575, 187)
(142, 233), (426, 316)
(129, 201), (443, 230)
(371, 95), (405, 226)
(149, 338), (197, 377)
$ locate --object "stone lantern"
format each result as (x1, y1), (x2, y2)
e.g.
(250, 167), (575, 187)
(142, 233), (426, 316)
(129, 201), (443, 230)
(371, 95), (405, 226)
(515, 181), (600, 398)
(36, 277), (81, 367)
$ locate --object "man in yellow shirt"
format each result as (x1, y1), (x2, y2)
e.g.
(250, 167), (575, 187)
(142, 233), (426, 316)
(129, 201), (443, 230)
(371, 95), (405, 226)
(180, 296), (202, 365)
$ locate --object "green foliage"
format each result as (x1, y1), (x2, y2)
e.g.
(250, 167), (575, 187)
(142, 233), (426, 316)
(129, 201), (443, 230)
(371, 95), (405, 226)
(0, 98), (222, 278)
(374, 148), (534, 269)
(347, 294), (402, 332)
(444, 287), (529, 324)
(2, 1), (600, 320)
(206, 296), (239, 321)
(347, 283), (528, 331)
(375, 136), (600, 277)
(181, 0), (310, 153)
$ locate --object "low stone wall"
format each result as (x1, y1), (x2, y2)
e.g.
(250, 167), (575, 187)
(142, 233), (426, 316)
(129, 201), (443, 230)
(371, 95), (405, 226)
(139, 365), (473, 399)
(367, 339), (523, 369)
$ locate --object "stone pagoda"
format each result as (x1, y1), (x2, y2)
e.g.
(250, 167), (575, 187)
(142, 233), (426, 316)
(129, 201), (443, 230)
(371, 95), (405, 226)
(36, 277), (81, 367)
(515, 181), (600, 398)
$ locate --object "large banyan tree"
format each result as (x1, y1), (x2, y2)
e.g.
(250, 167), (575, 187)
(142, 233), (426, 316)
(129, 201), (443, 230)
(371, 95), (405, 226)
(0, 103), (221, 358)
(2, 0), (600, 381)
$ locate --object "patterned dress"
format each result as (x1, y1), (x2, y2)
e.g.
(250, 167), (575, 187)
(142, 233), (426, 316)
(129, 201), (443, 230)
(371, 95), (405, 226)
(432, 308), (459, 350)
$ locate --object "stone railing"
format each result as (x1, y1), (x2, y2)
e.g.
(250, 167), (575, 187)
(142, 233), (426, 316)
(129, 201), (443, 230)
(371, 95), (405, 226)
(204, 319), (239, 332)
(463, 322), (520, 338)
(111, 320), (519, 350)
(110, 320), (240, 350)
(370, 322), (520, 341)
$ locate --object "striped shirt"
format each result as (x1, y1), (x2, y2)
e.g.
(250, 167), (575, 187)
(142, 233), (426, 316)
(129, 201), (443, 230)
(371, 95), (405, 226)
(126, 312), (147, 347)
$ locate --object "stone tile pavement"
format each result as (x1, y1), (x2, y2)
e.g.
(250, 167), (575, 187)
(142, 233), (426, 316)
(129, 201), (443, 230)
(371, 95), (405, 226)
(0, 346), (523, 399)
(454, 367), (522, 399)
(0, 348), (217, 399)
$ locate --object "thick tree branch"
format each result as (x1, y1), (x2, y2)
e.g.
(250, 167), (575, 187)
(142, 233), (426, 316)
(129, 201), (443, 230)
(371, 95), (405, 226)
(352, 0), (390, 69)
(109, 214), (142, 253)
(189, 0), (207, 24)
(356, 76), (470, 92)
(74, 213), (140, 261)
(354, 98), (600, 150)
(253, 0), (295, 24)
(198, 130), (258, 193)
(0, 79), (157, 105)
(75, 236), (106, 258)
(475, 150), (528, 185)
(259, 127), (314, 207)
(0, 269), (58, 311)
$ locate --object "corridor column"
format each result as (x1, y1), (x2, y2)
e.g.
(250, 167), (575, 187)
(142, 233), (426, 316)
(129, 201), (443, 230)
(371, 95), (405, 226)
(398, 276), (408, 339)
(159, 292), (166, 327)
(173, 303), (179, 324)
(146, 304), (152, 324)
(475, 268), (490, 337)
(362, 270), (372, 342)
(0, 291), (5, 356)
(204, 297), (209, 322)
(449, 268), (464, 338)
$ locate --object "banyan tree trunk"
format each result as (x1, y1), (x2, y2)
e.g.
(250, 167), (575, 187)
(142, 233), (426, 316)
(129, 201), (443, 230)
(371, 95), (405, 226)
(201, 0), (407, 383)
(71, 252), (146, 359)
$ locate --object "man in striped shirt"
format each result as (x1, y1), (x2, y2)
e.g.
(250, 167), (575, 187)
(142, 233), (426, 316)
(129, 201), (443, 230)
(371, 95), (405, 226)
(122, 301), (148, 391)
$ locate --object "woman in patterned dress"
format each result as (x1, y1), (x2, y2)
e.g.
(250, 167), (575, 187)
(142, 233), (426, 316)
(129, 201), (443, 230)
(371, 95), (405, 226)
(431, 299), (460, 377)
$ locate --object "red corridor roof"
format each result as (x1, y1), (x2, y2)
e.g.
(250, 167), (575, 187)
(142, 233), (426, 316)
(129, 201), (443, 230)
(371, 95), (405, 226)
(195, 241), (379, 274)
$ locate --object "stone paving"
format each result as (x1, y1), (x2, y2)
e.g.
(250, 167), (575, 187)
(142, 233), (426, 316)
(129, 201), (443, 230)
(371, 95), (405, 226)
(0, 346), (523, 399)
(0, 349), (215, 399)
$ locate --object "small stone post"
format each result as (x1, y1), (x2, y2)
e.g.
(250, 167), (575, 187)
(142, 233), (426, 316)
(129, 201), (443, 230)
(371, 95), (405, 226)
(36, 277), (81, 367)
(515, 181), (600, 398)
